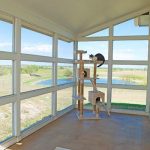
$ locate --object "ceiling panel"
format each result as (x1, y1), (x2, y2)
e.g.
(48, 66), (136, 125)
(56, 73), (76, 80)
(13, 0), (150, 35)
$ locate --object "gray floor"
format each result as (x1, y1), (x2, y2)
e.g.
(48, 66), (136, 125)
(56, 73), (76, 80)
(9, 110), (150, 150)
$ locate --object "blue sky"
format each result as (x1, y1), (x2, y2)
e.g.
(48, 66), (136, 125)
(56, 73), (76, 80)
(0, 19), (149, 66)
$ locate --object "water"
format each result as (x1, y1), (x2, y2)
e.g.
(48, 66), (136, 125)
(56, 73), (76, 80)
(37, 78), (74, 86)
(37, 78), (136, 86)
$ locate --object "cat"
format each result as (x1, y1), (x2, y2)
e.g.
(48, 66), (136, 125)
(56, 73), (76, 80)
(89, 53), (105, 67)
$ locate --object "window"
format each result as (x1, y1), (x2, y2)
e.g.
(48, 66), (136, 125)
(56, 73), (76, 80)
(0, 60), (12, 97)
(21, 27), (52, 56)
(86, 28), (109, 37)
(0, 104), (12, 142)
(57, 88), (72, 111)
(58, 40), (73, 59)
(113, 18), (149, 36)
(112, 65), (147, 86)
(57, 64), (73, 85)
(113, 40), (148, 60)
(96, 64), (108, 84)
(112, 89), (146, 111)
(0, 20), (13, 52)
(21, 61), (52, 92)
(83, 64), (108, 84)
(21, 93), (52, 130)
(78, 41), (108, 60)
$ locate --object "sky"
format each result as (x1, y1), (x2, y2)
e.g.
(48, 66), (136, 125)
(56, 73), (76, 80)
(0, 18), (149, 66)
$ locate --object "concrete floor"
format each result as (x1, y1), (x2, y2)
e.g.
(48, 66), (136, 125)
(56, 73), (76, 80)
(9, 110), (150, 150)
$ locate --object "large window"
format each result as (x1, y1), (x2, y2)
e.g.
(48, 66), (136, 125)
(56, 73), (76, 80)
(113, 40), (148, 60)
(0, 60), (12, 97)
(57, 64), (73, 85)
(112, 65), (147, 86)
(21, 61), (52, 92)
(0, 104), (12, 142)
(113, 18), (149, 36)
(0, 20), (13, 52)
(57, 88), (72, 112)
(58, 40), (73, 59)
(78, 41), (108, 60)
(79, 13), (150, 113)
(0, 14), (75, 146)
(21, 27), (52, 56)
(112, 89), (146, 111)
(21, 93), (52, 130)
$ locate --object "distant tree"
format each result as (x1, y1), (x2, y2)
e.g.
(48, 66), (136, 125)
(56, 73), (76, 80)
(22, 65), (39, 75)
(0, 66), (11, 76)
(0, 66), (3, 76)
(63, 69), (72, 77)
(60, 66), (64, 69)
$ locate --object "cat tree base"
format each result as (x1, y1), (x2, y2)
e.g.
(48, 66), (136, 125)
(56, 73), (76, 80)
(76, 111), (101, 120)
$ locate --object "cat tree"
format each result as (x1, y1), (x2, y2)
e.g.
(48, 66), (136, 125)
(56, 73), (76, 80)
(74, 50), (110, 120)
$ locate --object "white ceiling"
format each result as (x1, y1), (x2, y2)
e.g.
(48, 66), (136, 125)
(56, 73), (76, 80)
(13, 0), (150, 35)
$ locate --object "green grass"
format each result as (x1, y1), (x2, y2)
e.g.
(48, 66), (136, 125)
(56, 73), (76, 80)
(121, 74), (147, 85)
(84, 102), (146, 111)
(111, 103), (146, 111)
(21, 111), (51, 130)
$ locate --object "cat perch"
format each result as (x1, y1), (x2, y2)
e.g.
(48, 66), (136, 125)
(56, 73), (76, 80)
(74, 50), (110, 120)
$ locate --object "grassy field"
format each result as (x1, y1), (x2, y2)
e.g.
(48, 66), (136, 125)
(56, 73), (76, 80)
(84, 103), (146, 111)
(0, 65), (147, 142)
(0, 104), (12, 143)
(0, 65), (73, 142)
(112, 68), (147, 85)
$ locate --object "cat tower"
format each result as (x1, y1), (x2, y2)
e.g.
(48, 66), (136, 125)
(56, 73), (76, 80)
(74, 50), (110, 120)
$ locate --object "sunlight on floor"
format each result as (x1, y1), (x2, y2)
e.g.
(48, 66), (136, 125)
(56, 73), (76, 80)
(55, 147), (71, 150)
(16, 143), (22, 146)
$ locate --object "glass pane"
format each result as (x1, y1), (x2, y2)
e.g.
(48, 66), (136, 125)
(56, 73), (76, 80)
(21, 27), (52, 56)
(58, 40), (73, 59)
(0, 104), (12, 142)
(113, 19), (149, 36)
(84, 86), (107, 109)
(86, 28), (109, 37)
(57, 64), (73, 85)
(21, 93), (52, 130)
(0, 60), (12, 97)
(113, 40), (148, 60)
(76, 64), (108, 87)
(112, 65), (147, 86)
(78, 41), (108, 60)
(95, 64), (108, 84)
(21, 61), (52, 92)
(0, 20), (13, 52)
(112, 89), (146, 111)
(57, 87), (72, 111)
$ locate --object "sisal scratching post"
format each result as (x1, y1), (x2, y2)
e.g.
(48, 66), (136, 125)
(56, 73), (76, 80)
(93, 63), (97, 114)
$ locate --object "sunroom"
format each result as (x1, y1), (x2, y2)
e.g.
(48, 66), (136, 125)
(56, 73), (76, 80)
(0, 0), (150, 150)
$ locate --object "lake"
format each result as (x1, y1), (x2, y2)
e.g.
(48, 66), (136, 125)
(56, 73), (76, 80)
(37, 78), (137, 86)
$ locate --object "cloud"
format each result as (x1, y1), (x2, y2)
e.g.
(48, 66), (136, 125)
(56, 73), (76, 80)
(0, 42), (12, 50)
(125, 48), (133, 52)
(114, 53), (135, 60)
(22, 43), (52, 54)
(0, 42), (12, 47)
